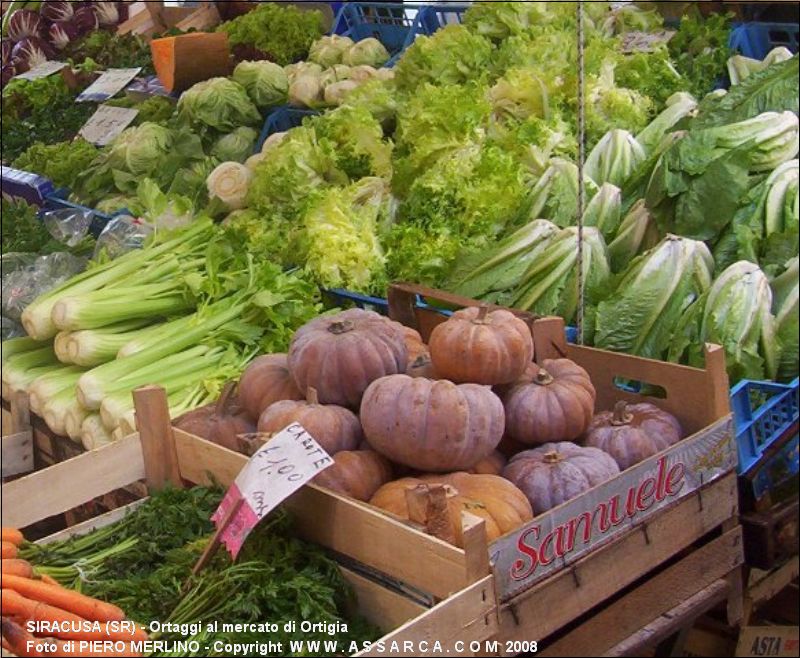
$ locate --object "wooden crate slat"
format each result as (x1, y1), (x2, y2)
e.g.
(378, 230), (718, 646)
(534, 527), (744, 656)
(340, 567), (428, 633)
(0, 434), (144, 528)
(498, 473), (739, 644)
(1, 430), (33, 478)
(173, 429), (471, 600)
(355, 575), (497, 657)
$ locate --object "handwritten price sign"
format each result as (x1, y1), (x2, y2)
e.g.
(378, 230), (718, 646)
(77, 68), (142, 102)
(79, 105), (139, 146)
(211, 423), (333, 558)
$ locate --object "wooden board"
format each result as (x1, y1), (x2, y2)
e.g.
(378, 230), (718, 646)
(0, 433), (144, 528)
(498, 474), (739, 645)
(173, 429), (471, 600)
(736, 626), (799, 657)
(535, 527), (744, 656)
(1, 430), (33, 478)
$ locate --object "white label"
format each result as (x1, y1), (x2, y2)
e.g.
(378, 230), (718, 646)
(236, 423), (334, 520)
(77, 68), (142, 102)
(622, 30), (676, 53)
(15, 61), (68, 81)
(79, 105), (139, 146)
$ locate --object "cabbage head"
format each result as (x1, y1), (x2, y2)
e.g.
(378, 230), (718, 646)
(233, 60), (289, 110)
(108, 123), (173, 176)
(309, 35), (354, 68)
(211, 127), (259, 163)
(343, 38), (390, 68)
(178, 78), (262, 133)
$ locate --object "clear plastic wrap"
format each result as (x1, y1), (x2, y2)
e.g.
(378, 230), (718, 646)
(93, 215), (154, 260)
(1, 252), (87, 321)
(41, 207), (93, 247)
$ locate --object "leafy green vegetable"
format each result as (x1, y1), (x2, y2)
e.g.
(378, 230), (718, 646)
(528, 158), (599, 227)
(1, 75), (95, 162)
(394, 24), (493, 92)
(668, 11), (732, 99)
(211, 127), (259, 164)
(65, 31), (155, 75)
(217, 2), (326, 65)
(232, 60), (289, 110)
(177, 78), (262, 136)
(669, 261), (778, 382)
(104, 95), (177, 126)
(12, 139), (98, 190)
(693, 55), (799, 129)
(595, 235), (714, 361)
(772, 257), (799, 382)
(615, 47), (685, 109)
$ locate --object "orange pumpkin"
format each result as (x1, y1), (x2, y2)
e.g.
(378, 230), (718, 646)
(313, 450), (393, 502)
(238, 354), (303, 419)
(360, 374), (505, 472)
(288, 309), (407, 409)
(406, 353), (438, 379)
(370, 472), (533, 547)
(401, 326), (428, 366)
(503, 359), (596, 445)
(467, 450), (507, 475)
(584, 401), (683, 469)
(257, 387), (361, 456)
(429, 306), (533, 385)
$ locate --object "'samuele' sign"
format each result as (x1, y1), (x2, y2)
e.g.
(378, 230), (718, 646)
(491, 416), (736, 601)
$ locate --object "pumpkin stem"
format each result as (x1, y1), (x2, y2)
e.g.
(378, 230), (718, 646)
(214, 380), (237, 416)
(328, 319), (355, 335)
(543, 450), (562, 464)
(307, 387), (320, 405)
(611, 400), (634, 426)
(534, 368), (554, 386)
(475, 304), (491, 323)
(411, 354), (431, 368)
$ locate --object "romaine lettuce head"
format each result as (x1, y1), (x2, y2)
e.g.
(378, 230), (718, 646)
(596, 235), (714, 361)
(772, 257), (799, 382)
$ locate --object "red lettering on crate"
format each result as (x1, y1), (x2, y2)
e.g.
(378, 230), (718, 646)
(511, 456), (687, 581)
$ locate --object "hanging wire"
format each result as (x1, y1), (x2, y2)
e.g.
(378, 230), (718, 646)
(575, 0), (587, 346)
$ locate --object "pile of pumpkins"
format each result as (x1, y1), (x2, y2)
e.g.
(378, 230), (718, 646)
(175, 306), (685, 548)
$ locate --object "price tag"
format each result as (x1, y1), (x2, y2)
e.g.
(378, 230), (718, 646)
(211, 423), (333, 558)
(78, 105), (139, 146)
(621, 30), (676, 54)
(76, 68), (142, 102)
(14, 61), (68, 81)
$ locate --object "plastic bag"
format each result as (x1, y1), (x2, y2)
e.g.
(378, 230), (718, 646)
(41, 207), (93, 247)
(1, 316), (26, 340)
(1, 252), (87, 321)
(93, 215), (153, 260)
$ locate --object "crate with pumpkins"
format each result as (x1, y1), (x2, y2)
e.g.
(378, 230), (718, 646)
(165, 282), (744, 651)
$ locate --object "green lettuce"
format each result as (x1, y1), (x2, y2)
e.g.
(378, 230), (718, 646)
(177, 78), (262, 135)
(211, 127), (259, 164)
(528, 158), (599, 227)
(772, 257), (799, 382)
(585, 129), (646, 187)
(232, 60), (289, 110)
(595, 235), (714, 361)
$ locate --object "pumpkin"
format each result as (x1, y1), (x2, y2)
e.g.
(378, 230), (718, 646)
(584, 401), (683, 470)
(503, 359), (596, 445)
(173, 383), (256, 451)
(288, 309), (407, 409)
(401, 326), (428, 366)
(429, 306), (533, 385)
(238, 353), (303, 419)
(406, 353), (438, 379)
(360, 374), (504, 472)
(503, 442), (620, 514)
(313, 449), (394, 501)
(497, 434), (527, 458)
(257, 387), (361, 455)
(370, 472), (533, 547)
(468, 450), (507, 475)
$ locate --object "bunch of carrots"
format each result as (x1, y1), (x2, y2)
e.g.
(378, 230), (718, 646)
(1, 528), (147, 657)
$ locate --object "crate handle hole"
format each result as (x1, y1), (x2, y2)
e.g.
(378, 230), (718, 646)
(612, 376), (667, 399)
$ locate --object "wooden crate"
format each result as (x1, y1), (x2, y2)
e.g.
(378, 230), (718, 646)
(1, 392), (33, 478)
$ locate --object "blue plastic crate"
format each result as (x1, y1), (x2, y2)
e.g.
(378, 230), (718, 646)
(332, 1), (424, 66)
(43, 191), (117, 239)
(729, 22), (799, 60)
(254, 106), (320, 152)
(416, 2), (470, 34)
(731, 377), (799, 476)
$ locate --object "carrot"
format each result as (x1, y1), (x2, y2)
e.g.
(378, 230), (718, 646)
(1, 528), (24, 546)
(37, 574), (62, 587)
(1, 616), (42, 657)
(1, 576), (125, 623)
(1, 541), (18, 559)
(1, 558), (34, 578)
(51, 639), (143, 657)
(1, 591), (145, 643)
